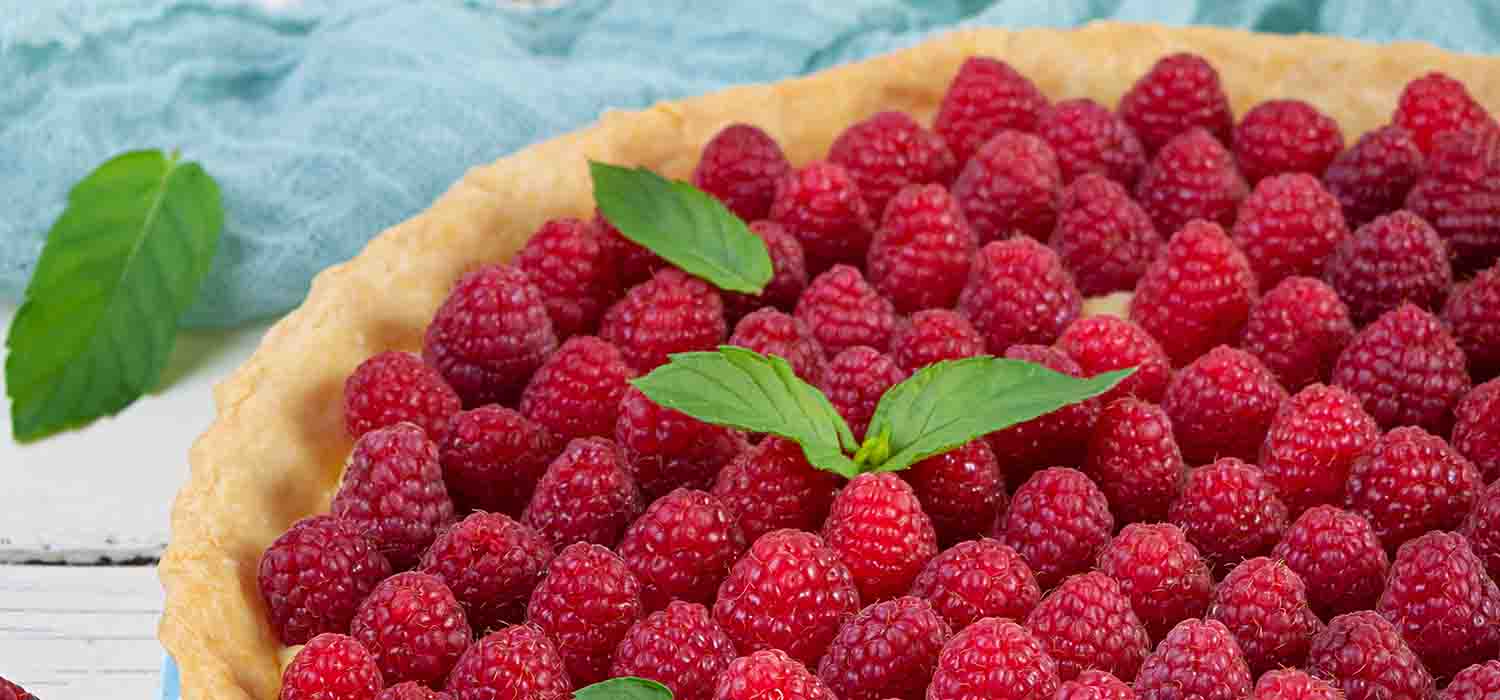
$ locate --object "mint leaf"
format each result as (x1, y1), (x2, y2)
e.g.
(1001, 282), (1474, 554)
(6, 149), (223, 441)
(590, 161), (772, 294)
(630, 346), (860, 478)
(575, 677), (673, 700)
(863, 358), (1133, 473)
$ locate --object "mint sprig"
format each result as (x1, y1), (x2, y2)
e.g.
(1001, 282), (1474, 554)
(575, 677), (673, 700)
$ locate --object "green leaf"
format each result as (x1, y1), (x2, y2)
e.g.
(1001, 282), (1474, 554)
(590, 161), (773, 294)
(6, 149), (224, 441)
(630, 346), (860, 478)
(574, 677), (673, 700)
(863, 357), (1134, 473)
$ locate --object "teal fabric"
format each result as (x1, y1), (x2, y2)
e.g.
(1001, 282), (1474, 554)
(4, 1), (1498, 329)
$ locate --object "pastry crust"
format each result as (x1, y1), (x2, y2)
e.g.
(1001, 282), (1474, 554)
(159, 21), (1500, 699)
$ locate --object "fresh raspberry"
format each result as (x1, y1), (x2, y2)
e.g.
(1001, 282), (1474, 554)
(1272, 505), (1391, 618)
(279, 633), (383, 700)
(1323, 124), (1425, 227)
(1444, 662), (1500, 700)
(444, 624), (570, 700)
(713, 529), (862, 666)
(1095, 524), (1214, 641)
(952, 130), (1062, 242)
(715, 649), (837, 700)
(728, 307), (827, 383)
(438, 405), (559, 517)
(816, 596), (951, 700)
(615, 387), (748, 500)
(986, 345), (1100, 478)
(518, 335), (636, 443)
(1169, 458), (1289, 573)
(1130, 220), (1257, 366)
(1135, 619), (1252, 700)
(928, 617), (1060, 700)
(1162, 346), (1288, 464)
(1464, 480), (1500, 586)
(612, 601), (738, 700)
(1445, 265), (1500, 382)
(867, 184), (976, 313)
(995, 467), (1114, 589)
(910, 538), (1041, 631)
(890, 309), (986, 373)
(351, 572), (470, 686)
(1025, 571), (1151, 682)
(1258, 384), (1380, 514)
(1038, 98), (1147, 186)
(1118, 53), (1233, 153)
(822, 473), (938, 602)
(821, 347), (907, 442)
(1056, 316), (1171, 405)
(1306, 611), (1435, 700)
(693, 123), (792, 222)
(934, 56), (1050, 165)
(1405, 127), (1500, 270)
(1393, 71), (1498, 155)
(829, 111), (958, 216)
(344, 351), (461, 443)
(1230, 173), (1351, 288)
(1379, 531), (1500, 679)
(1206, 557), (1321, 674)
(1049, 174), (1163, 296)
(722, 220), (809, 322)
(0, 679), (33, 700)
(525, 542), (643, 685)
(710, 437), (843, 542)
(1056, 671), (1135, 700)
(618, 488), (747, 611)
(376, 682), (451, 700)
(1344, 425), (1482, 550)
(958, 237), (1082, 353)
(422, 264), (557, 407)
(1249, 670), (1341, 700)
(903, 439), (1006, 545)
(1324, 211), (1453, 324)
(795, 264), (897, 356)
(595, 209), (667, 288)
(332, 424), (454, 569)
(1232, 99), (1344, 184)
(771, 161), (875, 273)
(515, 217), (622, 338)
(418, 512), (553, 633)
(1240, 277), (1355, 391)
(259, 515), (392, 646)
(600, 268), (726, 372)
(1136, 128), (1249, 237)
(1083, 398), (1186, 525)
(521, 436), (643, 549)
(1332, 304), (1472, 433)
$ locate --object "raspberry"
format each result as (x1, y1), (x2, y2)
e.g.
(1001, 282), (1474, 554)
(1344, 425), (1481, 550)
(525, 542), (643, 685)
(515, 217), (622, 338)
(934, 56), (1050, 165)
(795, 264), (897, 356)
(444, 624), (570, 700)
(615, 387), (748, 499)
(929, 617), (1060, 700)
(816, 597), (952, 700)
(1405, 128), (1500, 270)
(1025, 572), (1151, 682)
(1038, 98), (1147, 186)
(0, 680), (33, 700)
(1056, 671), (1135, 700)
(1232, 99), (1345, 184)
(344, 351), (461, 443)
(987, 345), (1100, 478)
(521, 436), (643, 549)
(692, 123), (792, 222)
(1095, 524), (1214, 642)
(1206, 557), (1321, 674)
(600, 268), (726, 372)
(351, 572), (470, 686)
(1306, 611), (1435, 700)
(1118, 53), (1233, 153)
(612, 601), (738, 700)
(823, 473), (938, 602)
(1230, 173), (1351, 288)
(1083, 398), (1186, 525)
(259, 515), (392, 646)
(958, 237), (1082, 353)
(890, 309), (985, 374)
(713, 529), (862, 666)
(715, 649), (837, 700)
(332, 424), (454, 569)
(1138, 130), (1249, 238)
(1464, 480), (1500, 586)
(279, 633), (383, 700)
(1324, 210), (1453, 324)
(867, 184), (976, 313)
(1169, 458), (1288, 572)
(710, 437), (843, 542)
(1249, 670), (1341, 700)
(1323, 124), (1425, 227)
(376, 683), (450, 700)
(618, 488), (747, 611)
(596, 209), (667, 288)
(1130, 220), (1258, 366)
(1378, 531), (1500, 679)
(1444, 265), (1500, 381)
(422, 264), (557, 407)
(903, 439), (1006, 545)
(1240, 277), (1355, 391)
(722, 220), (809, 322)
(829, 111), (958, 216)
(1393, 72), (1499, 155)
(910, 538), (1041, 631)
(1258, 384), (1379, 514)
(519, 335), (636, 443)
(1272, 505), (1391, 618)
(1162, 346), (1288, 465)
(771, 161), (875, 272)
(952, 130), (1062, 242)
(1332, 304), (1472, 433)
(1444, 662), (1500, 700)
(728, 307), (827, 383)
(995, 467), (1114, 589)
(418, 512), (553, 633)
(438, 405), (559, 516)
(1049, 173), (1163, 296)
(821, 347), (907, 443)
(1135, 619), (1252, 700)
(1056, 316), (1171, 405)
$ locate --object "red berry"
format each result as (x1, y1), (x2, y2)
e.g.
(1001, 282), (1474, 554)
(934, 57), (1050, 165)
(1206, 557), (1321, 675)
(816, 597), (952, 700)
(1038, 98), (1147, 186)
(515, 217), (622, 338)
(1056, 316), (1172, 405)
(600, 268), (726, 373)
(1378, 531), (1500, 679)
(1025, 572), (1151, 682)
(928, 618), (1061, 700)
(615, 386), (748, 500)
(418, 511), (554, 633)
(823, 473), (939, 603)
(527, 542), (644, 685)
(796, 264), (897, 356)
(1324, 210), (1453, 323)
(1230, 173), (1350, 288)
(1272, 505), (1391, 618)
(1249, 670), (1341, 700)
(0, 679), (34, 700)
(1445, 265), (1500, 382)
(711, 436), (843, 542)
(1332, 304), (1472, 433)
(1118, 53), (1233, 153)
(995, 467), (1114, 590)
(351, 572), (470, 686)
(596, 209), (667, 288)
(821, 346), (907, 443)
(1136, 128), (1248, 237)
(722, 220), (809, 322)
(1443, 662), (1500, 700)
(829, 111), (958, 215)
(1240, 277), (1355, 391)
(713, 529), (862, 666)
(910, 539), (1041, 632)
(423, 264), (557, 407)
(1055, 671), (1136, 700)
(612, 601), (738, 700)
(259, 515), (393, 646)
(279, 633), (383, 700)
(693, 123), (792, 222)
(444, 624), (571, 700)
(771, 161), (875, 273)
(1130, 220), (1258, 367)
(729, 307), (827, 384)
(1096, 524), (1214, 642)
(1169, 458), (1289, 573)
(903, 439), (1006, 546)
(519, 335), (636, 443)
(1233, 100), (1345, 184)
(1323, 124), (1425, 227)
(438, 405), (560, 516)
(1405, 127), (1500, 270)
(1464, 479), (1500, 585)
(1134, 619), (1252, 700)
(987, 345), (1100, 479)
(1162, 346), (1289, 465)
(345, 351), (461, 443)
(1306, 611), (1435, 700)
(521, 436), (643, 549)
(617, 488), (748, 611)
(1049, 173), (1163, 296)
(715, 649), (837, 700)
(1393, 71), (1498, 155)
(1344, 426), (1482, 550)
(890, 309), (986, 374)
(1084, 398), (1186, 525)
(958, 237), (1082, 353)
(867, 184), (976, 313)
(376, 682), (451, 700)
(332, 424), (455, 569)
(1259, 384), (1380, 514)
(952, 130), (1062, 242)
